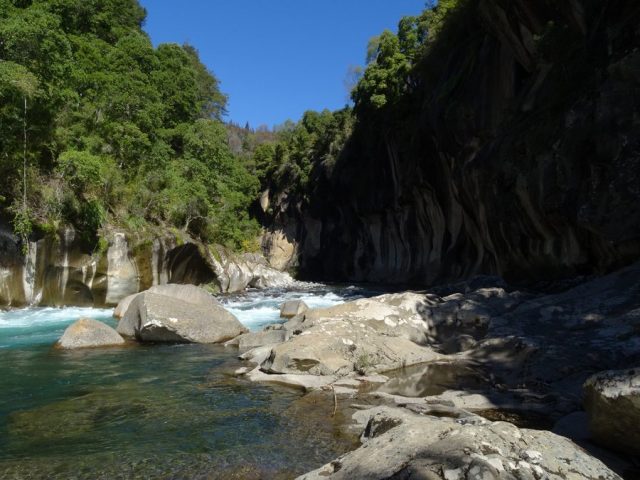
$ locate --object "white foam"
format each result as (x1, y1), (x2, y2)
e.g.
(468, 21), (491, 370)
(0, 307), (113, 329)
(221, 286), (360, 331)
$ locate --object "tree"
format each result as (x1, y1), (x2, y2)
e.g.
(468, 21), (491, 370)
(0, 1), (257, 251)
(0, 61), (39, 247)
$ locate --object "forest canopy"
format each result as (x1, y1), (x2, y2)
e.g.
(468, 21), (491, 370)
(0, 0), (258, 249)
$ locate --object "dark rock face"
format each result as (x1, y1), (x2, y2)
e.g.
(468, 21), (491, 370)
(584, 368), (640, 457)
(268, 0), (640, 286)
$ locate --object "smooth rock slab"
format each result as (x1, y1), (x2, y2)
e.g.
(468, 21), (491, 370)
(584, 368), (640, 456)
(118, 292), (246, 343)
(56, 318), (125, 349)
(280, 300), (309, 319)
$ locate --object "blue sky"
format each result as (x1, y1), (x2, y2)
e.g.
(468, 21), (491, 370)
(139, 0), (426, 128)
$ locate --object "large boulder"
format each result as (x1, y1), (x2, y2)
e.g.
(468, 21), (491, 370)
(145, 283), (221, 307)
(114, 283), (220, 319)
(584, 368), (640, 456)
(247, 292), (445, 378)
(238, 330), (288, 350)
(118, 291), (246, 343)
(261, 318), (440, 376)
(56, 318), (125, 349)
(299, 406), (621, 479)
(280, 300), (308, 318)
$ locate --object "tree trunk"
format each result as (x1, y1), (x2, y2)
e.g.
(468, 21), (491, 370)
(22, 96), (27, 212)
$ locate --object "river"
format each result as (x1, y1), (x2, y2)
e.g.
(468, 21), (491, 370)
(0, 284), (370, 479)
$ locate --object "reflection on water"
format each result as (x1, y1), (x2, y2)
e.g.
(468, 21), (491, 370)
(0, 343), (357, 478)
(376, 362), (487, 397)
(0, 285), (368, 479)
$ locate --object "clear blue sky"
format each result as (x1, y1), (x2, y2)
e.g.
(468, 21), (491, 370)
(139, 0), (426, 128)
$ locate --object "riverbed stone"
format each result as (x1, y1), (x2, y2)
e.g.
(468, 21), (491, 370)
(118, 292), (246, 343)
(298, 406), (622, 479)
(584, 368), (640, 456)
(280, 300), (308, 318)
(56, 318), (125, 349)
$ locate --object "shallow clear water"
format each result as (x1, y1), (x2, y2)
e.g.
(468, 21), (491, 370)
(0, 285), (367, 479)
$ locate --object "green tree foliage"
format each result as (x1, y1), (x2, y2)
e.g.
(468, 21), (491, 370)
(251, 108), (354, 198)
(0, 0), (257, 250)
(351, 0), (464, 114)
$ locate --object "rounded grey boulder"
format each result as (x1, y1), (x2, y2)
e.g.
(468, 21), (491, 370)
(56, 318), (125, 349)
(113, 293), (138, 319)
(584, 368), (640, 456)
(118, 289), (246, 344)
(280, 300), (308, 319)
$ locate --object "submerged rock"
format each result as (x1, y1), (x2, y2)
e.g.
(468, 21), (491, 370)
(117, 287), (246, 343)
(299, 406), (621, 480)
(584, 368), (640, 456)
(56, 318), (124, 349)
(280, 300), (308, 318)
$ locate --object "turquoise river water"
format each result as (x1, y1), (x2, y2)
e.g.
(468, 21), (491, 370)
(0, 285), (368, 479)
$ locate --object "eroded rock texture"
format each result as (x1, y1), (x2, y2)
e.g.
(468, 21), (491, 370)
(266, 0), (640, 286)
(298, 406), (622, 480)
(0, 226), (292, 307)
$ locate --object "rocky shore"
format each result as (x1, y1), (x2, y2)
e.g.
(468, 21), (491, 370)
(232, 262), (640, 479)
(51, 262), (640, 478)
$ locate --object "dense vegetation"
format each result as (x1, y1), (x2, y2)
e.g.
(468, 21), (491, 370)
(250, 109), (354, 199)
(0, 0), (259, 249)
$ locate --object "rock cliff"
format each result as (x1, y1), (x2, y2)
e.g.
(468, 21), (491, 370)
(0, 226), (292, 308)
(264, 0), (640, 286)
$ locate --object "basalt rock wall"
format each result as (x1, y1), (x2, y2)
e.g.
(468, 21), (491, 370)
(266, 0), (640, 285)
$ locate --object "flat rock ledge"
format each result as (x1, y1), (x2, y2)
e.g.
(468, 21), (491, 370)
(56, 318), (125, 349)
(298, 406), (622, 480)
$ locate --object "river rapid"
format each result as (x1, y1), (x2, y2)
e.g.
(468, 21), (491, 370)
(0, 284), (371, 479)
